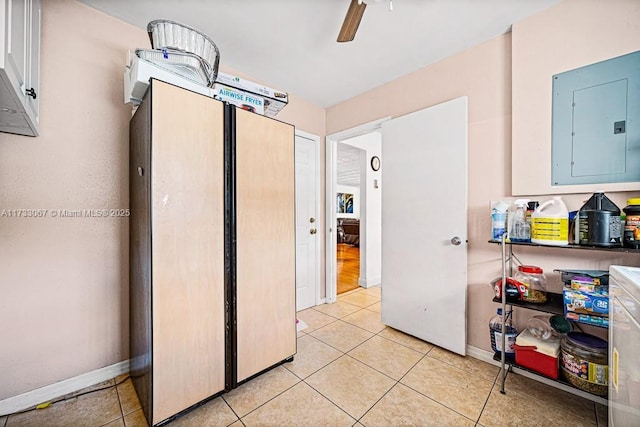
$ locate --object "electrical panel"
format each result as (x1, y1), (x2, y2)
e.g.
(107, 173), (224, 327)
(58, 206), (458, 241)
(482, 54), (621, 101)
(551, 50), (640, 186)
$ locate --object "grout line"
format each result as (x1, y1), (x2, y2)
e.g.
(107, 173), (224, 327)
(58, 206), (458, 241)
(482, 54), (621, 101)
(396, 380), (480, 425)
(394, 353), (481, 424)
(351, 341), (426, 422)
(220, 396), (244, 426)
(223, 373), (302, 421)
(308, 318), (383, 344)
(227, 418), (245, 427)
(372, 329), (434, 355)
(114, 380), (125, 419)
(355, 379), (399, 423)
(301, 375), (358, 424)
(281, 350), (342, 381)
(474, 380), (495, 425)
(593, 400), (602, 427)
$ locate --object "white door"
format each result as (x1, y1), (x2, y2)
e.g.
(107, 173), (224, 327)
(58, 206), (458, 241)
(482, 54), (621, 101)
(295, 132), (320, 311)
(381, 97), (468, 355)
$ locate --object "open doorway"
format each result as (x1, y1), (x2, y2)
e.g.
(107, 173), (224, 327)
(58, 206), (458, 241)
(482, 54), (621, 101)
(336, 142), (363, 294)
(326, 119), (386, 303)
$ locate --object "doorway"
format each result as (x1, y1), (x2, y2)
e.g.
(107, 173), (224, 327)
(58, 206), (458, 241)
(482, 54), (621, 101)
(325, 98), (468, 355)
(326, 119), (387, 303)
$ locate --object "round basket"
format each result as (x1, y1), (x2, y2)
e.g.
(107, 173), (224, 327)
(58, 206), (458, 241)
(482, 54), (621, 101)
(147, 19), (219, 83)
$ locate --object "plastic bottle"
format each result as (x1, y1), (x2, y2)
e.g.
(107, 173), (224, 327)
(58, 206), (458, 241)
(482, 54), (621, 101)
(526, 201), (538, 230)
(623, 198), (640, 248)
(531, 196), (569, 246)
(509, 202), (531, 242)
(578, 192), (622, 247)
(489, 308), (517, 360)
(491, 201), (509, 240)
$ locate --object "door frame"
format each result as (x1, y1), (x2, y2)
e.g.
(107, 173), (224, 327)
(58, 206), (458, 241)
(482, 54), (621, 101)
(295, 129), (323, 307)
(325, 117), (390, 303)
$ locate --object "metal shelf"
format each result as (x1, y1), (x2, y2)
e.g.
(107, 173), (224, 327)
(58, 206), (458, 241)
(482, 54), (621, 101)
(491, 354), (608, 405)
(488, 239), (640, 254)
(492, 235), (615, 399)
(491, 293), (564, 316)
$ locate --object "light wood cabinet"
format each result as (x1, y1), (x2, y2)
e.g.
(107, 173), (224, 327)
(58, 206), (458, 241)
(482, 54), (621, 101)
(235, 108), (296, 383)
(130, 79), (296, 425)
(0, 0), (41, 137)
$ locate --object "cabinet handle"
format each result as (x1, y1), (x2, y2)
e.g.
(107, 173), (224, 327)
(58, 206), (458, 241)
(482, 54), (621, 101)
(26, 88), (37, 100)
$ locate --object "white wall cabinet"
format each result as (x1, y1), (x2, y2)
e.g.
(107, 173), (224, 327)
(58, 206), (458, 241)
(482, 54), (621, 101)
(0, 0), (41, 137)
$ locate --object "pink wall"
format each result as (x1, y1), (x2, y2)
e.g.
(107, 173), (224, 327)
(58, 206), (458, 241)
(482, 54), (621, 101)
(325, 0), (639, 351)
(512, 0), (640, 196)
(0, 0), (147, 400)
(0, 0), (324, 399)
(2, 0), (638, 402)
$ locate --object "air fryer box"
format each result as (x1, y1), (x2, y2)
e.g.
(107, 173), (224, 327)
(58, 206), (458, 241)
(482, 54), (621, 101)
(215, 72), (288, 117)
(515, 329), (560, 379)
(213, 84), (265, 115)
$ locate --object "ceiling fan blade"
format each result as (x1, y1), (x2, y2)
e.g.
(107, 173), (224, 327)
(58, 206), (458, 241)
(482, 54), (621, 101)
(337, 0), (366, 43)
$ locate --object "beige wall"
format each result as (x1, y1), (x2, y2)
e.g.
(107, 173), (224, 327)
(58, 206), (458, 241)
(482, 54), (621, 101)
(512, 0), (640, 195)
(325, 0), (639, 351)
(0, 0), (325, 399)
(2, 0), (639, 402)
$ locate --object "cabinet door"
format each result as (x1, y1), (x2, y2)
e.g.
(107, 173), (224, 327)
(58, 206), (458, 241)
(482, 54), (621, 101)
(5, 0), (28, 98)
(24, 0), (39, 125)
(150, 81), (226, 424)
(235, 108), (296, 383)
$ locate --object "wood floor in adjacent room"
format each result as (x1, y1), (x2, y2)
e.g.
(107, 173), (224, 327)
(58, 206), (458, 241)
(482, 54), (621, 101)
(337, 243), (360, 294)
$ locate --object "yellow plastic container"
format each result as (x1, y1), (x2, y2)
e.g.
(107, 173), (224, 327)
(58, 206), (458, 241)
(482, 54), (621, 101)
(531, 196), (569, 246)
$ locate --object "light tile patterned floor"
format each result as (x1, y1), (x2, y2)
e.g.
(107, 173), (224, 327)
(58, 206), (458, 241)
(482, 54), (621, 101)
(2, 287), (608, 427)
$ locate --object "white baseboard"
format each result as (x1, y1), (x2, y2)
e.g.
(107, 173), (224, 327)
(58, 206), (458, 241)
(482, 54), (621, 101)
(465, 345), (607, 405)
(466, 344), (501, 366)
(0, 360), (130, 417)
(358, 276), (381, 288)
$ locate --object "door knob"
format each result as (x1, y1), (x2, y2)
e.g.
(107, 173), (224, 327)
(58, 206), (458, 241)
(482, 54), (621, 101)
(310, 217), (316, 223)
(450, 236), (462, 246)
(310, 228), (317, 235)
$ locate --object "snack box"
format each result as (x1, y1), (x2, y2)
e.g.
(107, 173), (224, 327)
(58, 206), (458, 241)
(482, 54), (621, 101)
(563, 288), (609, 317)
(569, 277), (605, 292)
(564, 312), (610, 328)
(215, 72), (288, 117)
(213, 84), (265, 115)
(555, 269), (609, 287)
(514, 329), (560, 379)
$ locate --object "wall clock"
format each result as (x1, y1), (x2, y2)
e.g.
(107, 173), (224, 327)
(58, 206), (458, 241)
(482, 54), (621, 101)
(370, 156), (381, 171)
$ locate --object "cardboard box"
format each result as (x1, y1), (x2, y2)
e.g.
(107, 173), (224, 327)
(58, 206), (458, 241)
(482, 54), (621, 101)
(563, 287), (609, 317)
(213, 84), (265, 115)
(125, 55), (215, 105)
(564, 312), (610, 327)
(215, 72), (288, 117)
(556, 269), (609, 286)
(569, 277), (603, 292)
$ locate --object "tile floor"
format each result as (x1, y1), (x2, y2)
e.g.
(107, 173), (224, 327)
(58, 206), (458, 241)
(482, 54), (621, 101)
(1, 286), (608, 427)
